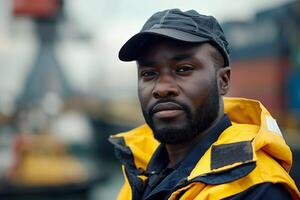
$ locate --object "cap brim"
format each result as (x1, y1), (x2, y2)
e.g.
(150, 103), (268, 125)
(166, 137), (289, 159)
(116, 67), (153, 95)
(119, 28), (209, 61)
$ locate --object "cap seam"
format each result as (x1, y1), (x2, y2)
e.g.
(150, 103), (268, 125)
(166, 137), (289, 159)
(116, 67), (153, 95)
(159, 9), (171, 25)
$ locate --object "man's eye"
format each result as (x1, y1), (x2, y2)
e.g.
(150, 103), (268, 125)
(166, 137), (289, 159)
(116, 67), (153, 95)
(176, 65), (194, 73)
(141, 71), (157, 78)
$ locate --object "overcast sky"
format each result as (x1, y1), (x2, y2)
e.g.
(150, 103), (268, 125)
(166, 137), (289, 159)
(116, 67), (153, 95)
(68, 0), (294, 28)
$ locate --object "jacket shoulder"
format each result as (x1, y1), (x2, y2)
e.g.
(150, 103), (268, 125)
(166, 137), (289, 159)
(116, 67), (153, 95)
(109, 124), (159, 170)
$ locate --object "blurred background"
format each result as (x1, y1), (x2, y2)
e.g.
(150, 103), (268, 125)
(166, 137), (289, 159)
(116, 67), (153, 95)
(0, 0), (299, 199)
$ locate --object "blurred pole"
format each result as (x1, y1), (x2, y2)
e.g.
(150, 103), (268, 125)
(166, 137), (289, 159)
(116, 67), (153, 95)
(13, 0), (74, 110)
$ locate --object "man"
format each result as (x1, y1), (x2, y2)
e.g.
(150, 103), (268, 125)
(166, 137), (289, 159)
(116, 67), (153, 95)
(109, 9), (300, 200)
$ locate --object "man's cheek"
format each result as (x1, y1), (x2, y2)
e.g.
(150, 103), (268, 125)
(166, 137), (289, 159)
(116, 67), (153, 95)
(138, 88), (152, 101)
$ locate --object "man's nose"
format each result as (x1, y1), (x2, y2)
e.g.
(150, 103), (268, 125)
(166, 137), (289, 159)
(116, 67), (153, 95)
(152, 74), (179, 99)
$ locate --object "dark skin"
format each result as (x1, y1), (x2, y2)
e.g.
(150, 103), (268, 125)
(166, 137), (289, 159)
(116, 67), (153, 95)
(137, 39), (230, 167)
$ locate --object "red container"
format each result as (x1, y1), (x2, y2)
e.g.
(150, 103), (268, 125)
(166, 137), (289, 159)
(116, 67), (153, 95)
(13, 0), (59, 17)
(227, 57), (290, 123)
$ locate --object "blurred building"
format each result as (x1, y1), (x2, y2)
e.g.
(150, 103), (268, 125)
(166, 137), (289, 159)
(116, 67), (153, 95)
(224, 1), (300, 129)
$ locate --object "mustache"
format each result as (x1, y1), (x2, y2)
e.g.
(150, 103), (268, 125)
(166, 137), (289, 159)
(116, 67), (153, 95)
(148, 98), (191, 117)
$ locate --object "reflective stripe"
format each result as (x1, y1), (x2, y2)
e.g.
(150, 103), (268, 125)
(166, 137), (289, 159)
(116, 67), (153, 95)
(266, 116), (283, 137)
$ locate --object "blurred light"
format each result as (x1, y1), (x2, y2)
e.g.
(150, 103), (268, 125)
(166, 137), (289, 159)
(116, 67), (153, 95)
(51, 111), (92, 145)
(40, 92), (63, 116)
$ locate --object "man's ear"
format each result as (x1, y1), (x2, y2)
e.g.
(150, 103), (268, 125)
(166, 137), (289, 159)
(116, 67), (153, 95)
(217, 66), (230, 95)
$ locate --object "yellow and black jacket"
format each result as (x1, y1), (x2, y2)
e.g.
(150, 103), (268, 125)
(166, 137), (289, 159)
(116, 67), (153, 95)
(109, 98), (300, 200)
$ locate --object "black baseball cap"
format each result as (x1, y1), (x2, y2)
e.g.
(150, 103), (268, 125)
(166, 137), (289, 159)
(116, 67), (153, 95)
(119, 9), (230, 66)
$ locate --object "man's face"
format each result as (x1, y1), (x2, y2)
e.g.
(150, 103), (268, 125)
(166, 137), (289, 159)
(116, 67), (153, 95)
(137, 39), (224, 144)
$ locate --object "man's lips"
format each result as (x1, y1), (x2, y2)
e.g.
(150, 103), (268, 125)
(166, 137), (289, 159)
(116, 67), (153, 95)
(152, 102), (184, 118)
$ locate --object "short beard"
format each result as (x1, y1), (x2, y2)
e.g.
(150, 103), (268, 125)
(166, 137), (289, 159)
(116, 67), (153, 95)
(142, 78), (220, 144)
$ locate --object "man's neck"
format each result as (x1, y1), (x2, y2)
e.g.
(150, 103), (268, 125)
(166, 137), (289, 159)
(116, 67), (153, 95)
(165, 113), (224, 168)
